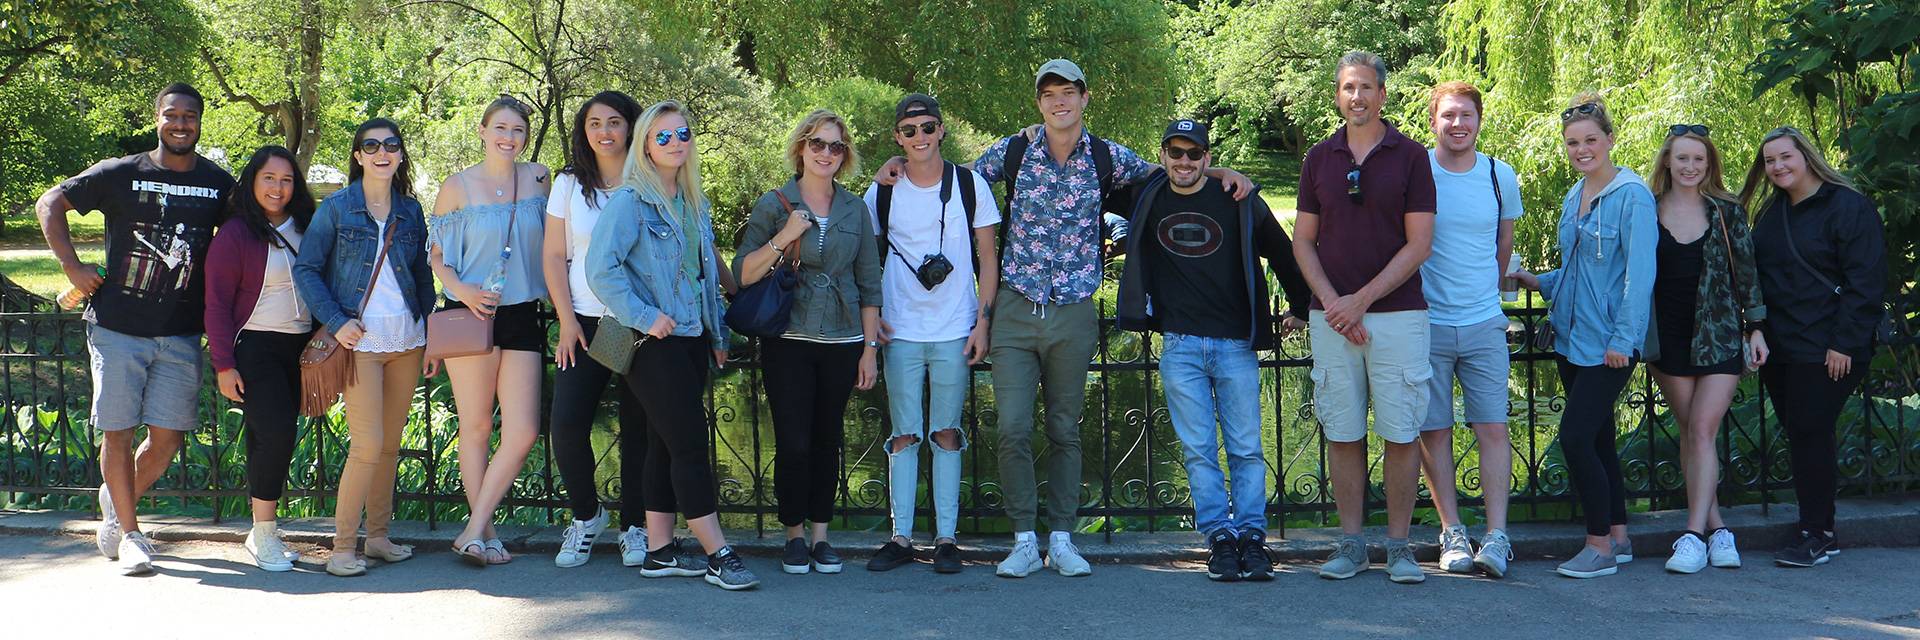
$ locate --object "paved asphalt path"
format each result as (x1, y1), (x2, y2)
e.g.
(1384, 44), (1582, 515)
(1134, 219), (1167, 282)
(2, 533), (1917, 639)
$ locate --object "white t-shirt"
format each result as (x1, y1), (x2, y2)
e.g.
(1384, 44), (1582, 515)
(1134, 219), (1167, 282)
(243, 218), (313, 334)
(546, 172), (609, 318)
(1422, 150), (1524, 327)
(861, 167), (1002, 343)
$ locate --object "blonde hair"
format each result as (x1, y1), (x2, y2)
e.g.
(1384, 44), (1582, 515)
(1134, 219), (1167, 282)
(481, 94), (533, 128)
(1649, 131), (1736, 202)
(1562, 91), (1613, 136)
(785, 109), (860, 180)
(1738, 125), (1857, 214)
(622, 100), (708, 213)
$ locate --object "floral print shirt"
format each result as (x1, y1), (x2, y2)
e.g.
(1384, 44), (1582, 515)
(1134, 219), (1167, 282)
(974, 129), (1152, 305)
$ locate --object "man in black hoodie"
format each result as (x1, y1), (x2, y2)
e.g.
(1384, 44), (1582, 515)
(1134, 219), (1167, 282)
(1115, 119), (1309, 582)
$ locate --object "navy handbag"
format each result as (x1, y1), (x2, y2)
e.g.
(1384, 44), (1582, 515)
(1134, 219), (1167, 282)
(724, 190), (802, 338)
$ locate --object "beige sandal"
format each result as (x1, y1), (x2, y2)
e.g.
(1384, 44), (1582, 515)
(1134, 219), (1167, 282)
(326, 552), (367, 577)
(365, 540), (415, 563)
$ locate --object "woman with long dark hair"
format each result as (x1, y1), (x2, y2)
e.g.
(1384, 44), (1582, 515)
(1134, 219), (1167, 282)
(205, 145), (316, 572)
(293, 118), (436, 577)
(1740, 126), (1887, 568)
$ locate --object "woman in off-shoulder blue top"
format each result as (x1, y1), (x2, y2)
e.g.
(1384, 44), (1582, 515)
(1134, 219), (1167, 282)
(425, 96), (551, 566)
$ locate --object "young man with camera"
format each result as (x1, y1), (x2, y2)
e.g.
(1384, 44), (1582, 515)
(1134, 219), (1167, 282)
(861, 94), (1001, 573)
(1114, 119), (1310, 582)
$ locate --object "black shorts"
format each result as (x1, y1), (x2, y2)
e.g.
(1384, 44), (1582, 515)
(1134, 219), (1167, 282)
(1652, 351), (1744, 377)
(441, 298), (547, 354)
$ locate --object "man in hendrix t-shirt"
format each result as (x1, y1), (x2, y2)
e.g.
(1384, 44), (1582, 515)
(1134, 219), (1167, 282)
(36, 83), (234, 575)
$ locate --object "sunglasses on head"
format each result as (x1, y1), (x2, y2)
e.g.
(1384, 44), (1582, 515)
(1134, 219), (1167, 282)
(896, 121), (940, 138)
(357, 136), (403, 155)
(1560, 102), (1600, 121)
(1668, 124), (1711, 138)
(654, 126), (691, 146)
(1345, 167), (1363, 204)
(806, 137), (848, 156)
(1162, 145), (1207, 161)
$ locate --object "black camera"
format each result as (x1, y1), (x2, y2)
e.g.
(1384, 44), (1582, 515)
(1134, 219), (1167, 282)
(913, 253), (955, 290)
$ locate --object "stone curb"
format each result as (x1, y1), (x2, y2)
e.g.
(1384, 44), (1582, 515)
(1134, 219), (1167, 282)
(5, 496), (1916, 565)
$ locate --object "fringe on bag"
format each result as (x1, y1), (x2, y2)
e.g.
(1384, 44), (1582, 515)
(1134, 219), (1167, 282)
(298, 349), (356, 417)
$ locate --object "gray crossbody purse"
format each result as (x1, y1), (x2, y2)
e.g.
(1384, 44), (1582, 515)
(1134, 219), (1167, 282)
(587, 314), (646, 372)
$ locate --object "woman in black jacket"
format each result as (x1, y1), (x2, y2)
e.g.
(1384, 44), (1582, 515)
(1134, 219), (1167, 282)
(1738, 125), (1887, 569)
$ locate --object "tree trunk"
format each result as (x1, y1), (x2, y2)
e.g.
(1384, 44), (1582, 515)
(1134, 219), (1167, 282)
(294, 0), (325, 170)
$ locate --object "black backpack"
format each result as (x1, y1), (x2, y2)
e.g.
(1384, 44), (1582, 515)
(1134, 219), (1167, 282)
(874, 161), (979, 272)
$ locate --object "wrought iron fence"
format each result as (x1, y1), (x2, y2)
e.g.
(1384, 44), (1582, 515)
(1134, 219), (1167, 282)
(3, 286), (1915, 540)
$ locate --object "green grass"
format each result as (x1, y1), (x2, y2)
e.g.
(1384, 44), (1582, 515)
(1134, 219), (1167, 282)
(1, 210), (107, 248)
(1, 249), (104, 299)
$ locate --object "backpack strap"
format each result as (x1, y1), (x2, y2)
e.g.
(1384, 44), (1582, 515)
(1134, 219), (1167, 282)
(1486, 154), (1505, 219)
(955, 165), (979, 274)
(1089, 133), (1114, 198)
(875, 182), (893, 256)
(999, 134), (1030, 253)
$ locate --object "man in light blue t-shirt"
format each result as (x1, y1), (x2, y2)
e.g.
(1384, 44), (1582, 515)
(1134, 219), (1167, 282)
(1419, 81), (1524, 578)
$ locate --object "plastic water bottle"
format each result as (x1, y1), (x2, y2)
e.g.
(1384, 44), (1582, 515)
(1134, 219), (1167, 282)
(480, 247), (510, 312)
(57, 266), (107, 311)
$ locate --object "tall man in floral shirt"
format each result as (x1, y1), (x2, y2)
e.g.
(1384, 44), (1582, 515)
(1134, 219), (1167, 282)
(884, 59), (1252, 577)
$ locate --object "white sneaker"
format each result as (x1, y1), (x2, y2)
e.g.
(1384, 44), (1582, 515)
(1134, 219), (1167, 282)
(245, 528), (297, 572)
(1708, 528), (1741, 568)
(97, 483), (121, 560)
(618, 526), (649, 567)
(1048, 537), (1091, 577)
(118, 531), (155, 575)
(1438, 525), (1474, 574)
(995, 538), (1043, 578)
(554, 508), (609, 568)
(1665, 533), (1708, 574)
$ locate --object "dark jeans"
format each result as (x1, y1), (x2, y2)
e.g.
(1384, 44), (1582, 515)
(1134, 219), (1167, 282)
(551, 319), (649, 529)
(235, 330), (306, 502)
(1556, 357), (1633, 537)
(761, 337), (862, 527)
(1760, 361), (1866, 533)
(624, 335), (710, 518)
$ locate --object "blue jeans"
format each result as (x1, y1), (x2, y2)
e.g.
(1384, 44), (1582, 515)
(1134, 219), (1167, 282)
(882, 338), (970, 540)
(1159, 333), (1266, 535)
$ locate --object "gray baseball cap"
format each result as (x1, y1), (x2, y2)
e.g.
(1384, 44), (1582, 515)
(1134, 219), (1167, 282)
(1035, 59), (1086, 90)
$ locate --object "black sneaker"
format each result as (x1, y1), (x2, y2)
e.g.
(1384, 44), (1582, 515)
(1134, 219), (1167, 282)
(811, 541), (843, 574)
(639, 545), (704, 578)
(705, 548), (761, 591)
(1239, 529), (1274, 582)
(1773, 530), (1835, 568)
(782, 537), (811, 574)
(867, 540), (915, 572)
(1206, 529), (1243, 582)
(933, 541), (963, 574)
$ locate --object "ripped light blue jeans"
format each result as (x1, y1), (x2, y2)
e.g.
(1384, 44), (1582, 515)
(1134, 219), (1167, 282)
(883, 338), (969, 541)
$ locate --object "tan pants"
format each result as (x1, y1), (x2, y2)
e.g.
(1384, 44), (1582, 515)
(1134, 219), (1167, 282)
(334, 347), (422, 551)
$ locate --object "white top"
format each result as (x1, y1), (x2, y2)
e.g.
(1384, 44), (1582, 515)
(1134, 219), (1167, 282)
(1422, 150), (1524, 327)
(357, 216), (427, 353)
(861, 167), (1002, 343)
(546, 172), (609, 318)
(243, 218), (313, 334)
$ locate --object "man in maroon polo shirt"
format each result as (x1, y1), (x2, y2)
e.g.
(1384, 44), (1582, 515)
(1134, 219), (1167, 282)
(1291, 51), (1438, 585)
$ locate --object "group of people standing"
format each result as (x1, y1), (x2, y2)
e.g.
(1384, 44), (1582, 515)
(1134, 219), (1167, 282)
(36, 46), (1884, 591)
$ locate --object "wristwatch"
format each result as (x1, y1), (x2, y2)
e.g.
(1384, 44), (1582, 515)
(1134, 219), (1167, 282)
(866, 340), (881, 349)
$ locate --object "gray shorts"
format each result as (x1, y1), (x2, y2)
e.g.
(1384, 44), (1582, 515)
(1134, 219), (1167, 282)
(1422, 315), (1511, 431)
(87, 323), (204, 432)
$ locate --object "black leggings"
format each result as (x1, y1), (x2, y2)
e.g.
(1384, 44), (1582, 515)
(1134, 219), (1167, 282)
(1760, 361), (1865, 533)
(550, 319), (649, 529)
(762, 337), (862, 527)
(1557, 357), (1633, 536)
(624, 335), (711, 519)
(235, 330), (307, 502)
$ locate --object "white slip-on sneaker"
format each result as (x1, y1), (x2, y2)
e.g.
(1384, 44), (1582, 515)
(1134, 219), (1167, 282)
(995, 538), (1043, 578)
(1665, 533), (1708, 574)
(1708, 528), (1741, 569)
(618, 526), (649, 567)
(118, 531), (155, 575)
(97, 483), (121, 560)
(554, 507), (609, 568)
(245, 528), (297, 572)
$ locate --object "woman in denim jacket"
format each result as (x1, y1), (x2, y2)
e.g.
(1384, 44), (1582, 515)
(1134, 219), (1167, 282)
(1512, 94), (1656, 579)
(732, 109), (884, 575)
(292, 118), (436, 577)
(586, 100), (757, 591)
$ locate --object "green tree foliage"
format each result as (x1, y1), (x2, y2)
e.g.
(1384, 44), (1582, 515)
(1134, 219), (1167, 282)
(194, 0), (333, 169)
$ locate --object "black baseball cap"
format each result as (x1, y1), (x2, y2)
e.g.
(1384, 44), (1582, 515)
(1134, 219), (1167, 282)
(895, 93), (942, 123)
(1162, 119), (1209, 148)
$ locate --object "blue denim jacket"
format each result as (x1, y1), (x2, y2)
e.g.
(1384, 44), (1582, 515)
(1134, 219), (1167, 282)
(586, 185), (728, 350)
(1537, 167), (1657, 367)
(292, 182), (436, 332)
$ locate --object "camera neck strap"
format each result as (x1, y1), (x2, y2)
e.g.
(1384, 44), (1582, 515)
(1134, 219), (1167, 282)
(886, 162), (955, 270)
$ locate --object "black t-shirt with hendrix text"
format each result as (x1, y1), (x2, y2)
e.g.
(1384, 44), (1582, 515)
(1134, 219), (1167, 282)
(59, 152), (234, 337)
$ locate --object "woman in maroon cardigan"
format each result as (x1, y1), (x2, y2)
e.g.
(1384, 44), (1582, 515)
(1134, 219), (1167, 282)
(204, 146), (317, 572)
